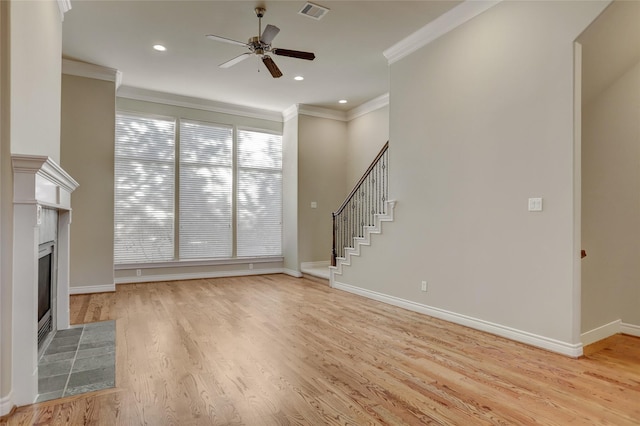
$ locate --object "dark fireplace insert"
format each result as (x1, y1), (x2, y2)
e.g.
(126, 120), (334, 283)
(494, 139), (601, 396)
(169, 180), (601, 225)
(38, 242), (55, 347)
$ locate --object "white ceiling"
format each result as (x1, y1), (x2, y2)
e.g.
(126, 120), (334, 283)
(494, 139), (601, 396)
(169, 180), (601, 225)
(62, 1), (462, 113)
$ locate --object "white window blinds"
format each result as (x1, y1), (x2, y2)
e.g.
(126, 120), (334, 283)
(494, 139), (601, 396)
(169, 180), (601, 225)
(179, 121), (233, 259)
(115, 112), (283, 265)
(237, 129), (283, 257)
(114, 113), (176, 264)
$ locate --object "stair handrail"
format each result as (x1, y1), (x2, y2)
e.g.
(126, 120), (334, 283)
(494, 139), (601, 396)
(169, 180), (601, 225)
(332, 141), (389, 266)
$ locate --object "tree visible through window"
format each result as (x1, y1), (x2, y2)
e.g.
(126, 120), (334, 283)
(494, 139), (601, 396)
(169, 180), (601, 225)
(114, 112), (283, 264)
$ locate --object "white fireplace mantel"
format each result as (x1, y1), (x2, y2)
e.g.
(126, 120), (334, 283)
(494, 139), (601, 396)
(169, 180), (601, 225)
(12, 155), (78, 209)
(11, 155), (79, 406)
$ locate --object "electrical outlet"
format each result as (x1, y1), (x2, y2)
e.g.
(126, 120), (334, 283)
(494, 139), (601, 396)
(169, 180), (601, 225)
(421, 281), (428, 292)
(249, 263), (254, 270)
(136, 269), (141, 276)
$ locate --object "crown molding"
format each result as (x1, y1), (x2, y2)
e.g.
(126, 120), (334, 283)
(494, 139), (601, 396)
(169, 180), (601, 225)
(117, 86), (284, 123)
(57, 0), (71, 21)
(297, 105), (347, 122)
(346, 93), (389, 121)
(384, 0), (501, 65)
(285, 96), (389, 123)
(62, 59), (122, 88)
(282, 104), (299, 122)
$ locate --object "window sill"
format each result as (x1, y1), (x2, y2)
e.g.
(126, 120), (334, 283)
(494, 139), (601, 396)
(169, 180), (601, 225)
(115, 256), (284, 270)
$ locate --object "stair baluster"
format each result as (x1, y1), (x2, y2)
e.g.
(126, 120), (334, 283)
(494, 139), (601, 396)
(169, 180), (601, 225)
(332, 142), (389, 266)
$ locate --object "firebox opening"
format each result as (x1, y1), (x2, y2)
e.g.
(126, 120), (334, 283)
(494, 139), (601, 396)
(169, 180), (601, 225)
(38, 242), (55, 352)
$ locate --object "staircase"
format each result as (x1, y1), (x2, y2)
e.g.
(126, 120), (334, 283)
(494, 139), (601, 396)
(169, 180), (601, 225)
(329, 142), (394, 287)
(329, 200), (396, 286)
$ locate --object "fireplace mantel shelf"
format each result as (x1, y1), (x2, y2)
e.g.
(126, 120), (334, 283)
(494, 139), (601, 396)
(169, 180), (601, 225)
(12, 155), (79, 209)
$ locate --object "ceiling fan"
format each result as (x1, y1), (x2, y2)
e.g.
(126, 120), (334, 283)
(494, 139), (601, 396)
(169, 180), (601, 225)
(206, 7), (316, 78)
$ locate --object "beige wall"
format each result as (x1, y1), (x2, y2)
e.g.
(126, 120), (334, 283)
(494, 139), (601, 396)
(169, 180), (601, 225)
(297, 114), (347, 263)
(338, 0), (606, 345)
(9, 0), (61, 162)
(582, 60), (640, 331)
(282, 115), (299, 274)
(61, 74), (116, 290)
(346, 106), (389, 190)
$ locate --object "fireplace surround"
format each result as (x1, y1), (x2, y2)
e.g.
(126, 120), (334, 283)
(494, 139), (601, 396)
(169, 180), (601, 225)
(11, 155), (78, 406)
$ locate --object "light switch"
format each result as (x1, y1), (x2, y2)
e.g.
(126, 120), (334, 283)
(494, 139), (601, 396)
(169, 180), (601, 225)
(528, 197), (543, 212)
(311, 201), (317, 209)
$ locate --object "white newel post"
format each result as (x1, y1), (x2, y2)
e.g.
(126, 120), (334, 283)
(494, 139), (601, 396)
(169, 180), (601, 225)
(11, 156), (78, 406)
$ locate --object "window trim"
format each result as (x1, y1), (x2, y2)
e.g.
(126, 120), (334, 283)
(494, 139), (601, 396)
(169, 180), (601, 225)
(114, 110), (284, 265)
(114, 255), (284, 270)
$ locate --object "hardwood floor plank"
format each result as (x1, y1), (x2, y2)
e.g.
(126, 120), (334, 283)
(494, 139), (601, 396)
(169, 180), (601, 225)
(3, 274), (639, 425)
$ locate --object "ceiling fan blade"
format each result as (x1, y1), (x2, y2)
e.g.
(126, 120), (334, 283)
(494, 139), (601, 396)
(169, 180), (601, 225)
(206, 34), (249, 48)
(272, 48), (315, 61)
(262, 56), (283, 78)
(260, 24), (280, 45)
(219, 52), (252, 68)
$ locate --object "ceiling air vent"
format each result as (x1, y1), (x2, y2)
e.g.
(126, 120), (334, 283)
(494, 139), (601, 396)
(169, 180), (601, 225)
(298, 2), (330, 20)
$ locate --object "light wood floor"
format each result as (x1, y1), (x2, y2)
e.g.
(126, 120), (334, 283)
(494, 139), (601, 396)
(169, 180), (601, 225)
(3, 274), (639, 425)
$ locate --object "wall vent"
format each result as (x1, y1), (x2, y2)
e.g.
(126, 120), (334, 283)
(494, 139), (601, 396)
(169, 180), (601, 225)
(298, 2), (329, 20)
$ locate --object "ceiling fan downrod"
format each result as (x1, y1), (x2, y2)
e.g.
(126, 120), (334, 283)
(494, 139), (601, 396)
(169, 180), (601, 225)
(255, 7), (265, 40)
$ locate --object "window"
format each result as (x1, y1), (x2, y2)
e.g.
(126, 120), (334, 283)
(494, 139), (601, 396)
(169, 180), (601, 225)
(237, 129), (283, 257)
(114, 112), (282, 265)
(114, 114), (175, 264)
(179, 121), (233, 259)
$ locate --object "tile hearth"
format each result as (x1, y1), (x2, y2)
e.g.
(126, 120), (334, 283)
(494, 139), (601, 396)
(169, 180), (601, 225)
(37, 321), (115, 402)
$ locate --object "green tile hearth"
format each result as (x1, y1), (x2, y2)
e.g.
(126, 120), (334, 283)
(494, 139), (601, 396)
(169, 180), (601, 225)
(37, 320), (115, 403)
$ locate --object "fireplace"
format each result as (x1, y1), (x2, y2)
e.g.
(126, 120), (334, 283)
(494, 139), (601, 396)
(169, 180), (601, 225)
(11, 155), (79, 406)
(38, 242), (56, 350)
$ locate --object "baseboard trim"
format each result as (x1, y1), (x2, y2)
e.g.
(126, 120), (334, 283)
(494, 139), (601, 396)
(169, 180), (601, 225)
(581, 319), (622, 346)
(115, 268), (284, 284)
(69, 284), (116, 295)
(0, 392), (14, 418)
(283, 268), (303, 278)
(580, 320), (640, 344)
(333, 281), (583, 357)
(300, 261), (330, 269)
(621, 322), (640, 337)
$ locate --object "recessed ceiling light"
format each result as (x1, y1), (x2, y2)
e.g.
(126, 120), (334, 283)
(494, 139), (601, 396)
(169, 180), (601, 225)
(338, 99), (348, 104)
(153, 44), (167, 52)
(294, 76), (304, 81)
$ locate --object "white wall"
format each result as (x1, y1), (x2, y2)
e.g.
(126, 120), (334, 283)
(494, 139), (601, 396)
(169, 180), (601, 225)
(1, 0), (63, 410)
(9, 0), (61, 162)
(582, 60), (640, 332)
(337, 0), (607, 350)
(0, 0), (11, 406)
(282, 113), (299, 275)
(346, 105), (389, 190)
(61, 74), (116, 291)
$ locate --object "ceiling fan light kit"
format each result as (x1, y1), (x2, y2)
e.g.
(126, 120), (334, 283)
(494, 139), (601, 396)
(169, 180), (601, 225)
(206, 7), (316, 78)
